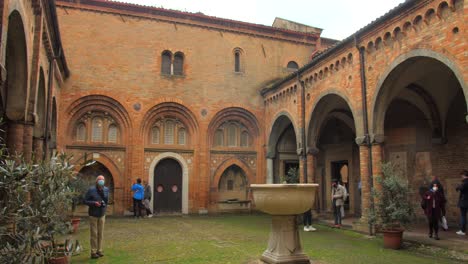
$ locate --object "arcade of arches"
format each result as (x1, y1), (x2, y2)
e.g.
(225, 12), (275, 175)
(1, 0), (466, 231)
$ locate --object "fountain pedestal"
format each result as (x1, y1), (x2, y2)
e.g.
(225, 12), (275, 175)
(250, 184), (319, 264)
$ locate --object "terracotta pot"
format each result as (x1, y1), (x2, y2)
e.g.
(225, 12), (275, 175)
(47, 255), (71, 264)
(382, 229), (403, 249)
(71, 217), (81, 233)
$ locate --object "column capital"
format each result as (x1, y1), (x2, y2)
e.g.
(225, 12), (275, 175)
(355, 135), (369, 146)
(355, 134), (385, 146)
(296, 148), (304, 156)
(306, 147), (319, 156)
(369, 134), (385, 145)
(266, 151), (276, 159)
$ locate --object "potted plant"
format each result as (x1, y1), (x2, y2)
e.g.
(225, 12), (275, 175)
(370, 162), (415, 249)
(281, 166), (299, 184)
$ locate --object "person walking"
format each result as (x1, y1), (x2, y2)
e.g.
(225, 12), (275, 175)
(84, 175), (109, 259)
(429, 175), (447, 231)
(422, 183), (446, 240)
(131, 178), (145, 219)
(331, 180), (345, 228)
(143, 180), (153, 218)
(456, 170), (468, 236)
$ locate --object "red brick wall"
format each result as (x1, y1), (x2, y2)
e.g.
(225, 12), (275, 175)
(55, 3), (317, 213)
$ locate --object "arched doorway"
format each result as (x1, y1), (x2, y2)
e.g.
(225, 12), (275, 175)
(373, 54), (467, 221)
(77, 161), (115, 215)
(4, 11), (28, 153)
(267, 114), (298, 184)
(308, 94), (360, 215)
(153, 158), (183, 214)
(217, 165), (248, 211)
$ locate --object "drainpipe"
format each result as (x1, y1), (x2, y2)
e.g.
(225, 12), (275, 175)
(297, 72), (307, 183)
(355, 36), (374, 235)
(44, 48), (60, 160)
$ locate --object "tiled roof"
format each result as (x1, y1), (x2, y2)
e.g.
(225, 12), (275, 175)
(261, 0), (416, 95)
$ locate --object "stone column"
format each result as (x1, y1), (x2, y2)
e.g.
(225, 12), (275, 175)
(22, 123), (34, 162)
(299, 156), (306, 183)
(266, 157), (274, 184)
(358, 144), (371, 223)
(371, 143), (384, 192)
(370, 134), (385, 193)
(32, 137), (44, 162)
(307, 147), (319, 183)
(7, 121), (24, 156)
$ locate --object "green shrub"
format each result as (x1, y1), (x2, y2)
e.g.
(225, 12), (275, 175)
(370, 163), (415, 230)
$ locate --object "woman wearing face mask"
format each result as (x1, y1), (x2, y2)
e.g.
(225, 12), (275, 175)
(422, 183), (446, 240)
(84, 175), (109, 259)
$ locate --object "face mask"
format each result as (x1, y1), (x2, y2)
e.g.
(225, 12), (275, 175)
(97, 180), (105, 186)
(433, 187), (438, 192)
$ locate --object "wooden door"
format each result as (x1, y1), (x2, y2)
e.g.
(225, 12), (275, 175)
(154, 158), (182, 213)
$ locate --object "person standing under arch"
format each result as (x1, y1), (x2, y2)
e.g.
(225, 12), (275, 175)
(84, 175), (109, 259)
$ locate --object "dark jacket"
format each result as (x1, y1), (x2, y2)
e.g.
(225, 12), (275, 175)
(144, 185), (152, 200)
(422, 189), (446, 219)
(84, 186), (109, 217)
(457, 178), (468, 209)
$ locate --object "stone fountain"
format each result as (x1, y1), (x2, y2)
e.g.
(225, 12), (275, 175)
(250, 183), (319, 264)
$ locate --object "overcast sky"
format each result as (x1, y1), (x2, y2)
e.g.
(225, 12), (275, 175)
(112, 0), (406, 40)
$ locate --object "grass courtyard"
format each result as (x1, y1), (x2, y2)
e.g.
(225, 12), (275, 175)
(71, 214), (465, 264)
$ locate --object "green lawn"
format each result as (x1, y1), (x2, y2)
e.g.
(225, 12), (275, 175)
(70, 215), (464, 264)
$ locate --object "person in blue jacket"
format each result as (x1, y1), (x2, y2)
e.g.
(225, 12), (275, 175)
(131, 178), (145, 218)
(84, 175), (109, 259)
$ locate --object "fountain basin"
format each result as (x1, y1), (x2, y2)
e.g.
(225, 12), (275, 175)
(250, 184), (319, 215)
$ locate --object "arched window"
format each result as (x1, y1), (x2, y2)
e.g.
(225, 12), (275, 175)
(108, 124), (118, 143)
(227, 124), (237, 147)
(164, 120), (175, 144)
(234, 48), (243, 73)
(178, 128), (186, 145)
(235, 52), (241, 72)
(287, 61), (299, 70)
(161, 51), (172, 75)
(76, 123), (86, 142)
(215, 129), (224, 146)
(91, 117), (103, 142)
(152, 126), (160, 144)
(174, 52), (184, 75)
(240, 131), (249, 147)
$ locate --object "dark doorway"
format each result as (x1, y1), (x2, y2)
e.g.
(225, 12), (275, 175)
(331, 160), (349, 210)
(78, 161), (115, 204)
(154, 158), (182, 213)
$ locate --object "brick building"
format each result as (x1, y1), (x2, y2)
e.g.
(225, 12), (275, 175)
(1, 0), (466, 228)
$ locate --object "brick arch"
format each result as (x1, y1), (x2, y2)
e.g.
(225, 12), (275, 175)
(211, 158), (255, 189)
(141, 102), (199, 145)
(74, 152), (123, 190)
(66, 95), (132, 144)
(307, 90), (362, 148)
(267, 110), (299, 158)
(370, 49), (467, 136)
(208, 107), (259, 147)
(74, 152), (124, 214)
(4, 10), (28, 121)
